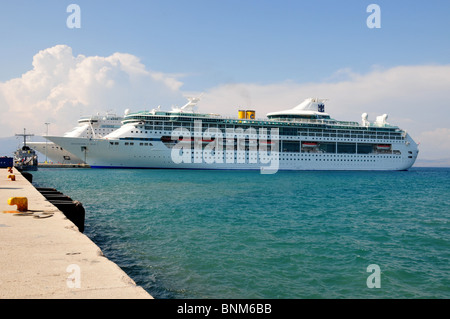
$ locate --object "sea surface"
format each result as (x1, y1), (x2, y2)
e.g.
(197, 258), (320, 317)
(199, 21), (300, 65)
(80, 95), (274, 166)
(31, 167), (450, 299)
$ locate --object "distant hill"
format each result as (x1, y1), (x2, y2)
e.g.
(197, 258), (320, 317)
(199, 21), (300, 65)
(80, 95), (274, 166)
(0, 136), (21, 157)
(0, 136), (46, 157)
(414, 158), (450, 168)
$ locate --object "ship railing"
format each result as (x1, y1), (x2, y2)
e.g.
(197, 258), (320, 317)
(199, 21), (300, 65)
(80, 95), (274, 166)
(124, 112), (401, 130)
(215, 116), (354, 126)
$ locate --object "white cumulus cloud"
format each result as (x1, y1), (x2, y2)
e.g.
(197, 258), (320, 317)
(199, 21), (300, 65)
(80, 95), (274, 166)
(418, 128), (450, 160)
(0, 45), (186, 137)
(196, 64), (450, 160)
(1, 45), (449, 162)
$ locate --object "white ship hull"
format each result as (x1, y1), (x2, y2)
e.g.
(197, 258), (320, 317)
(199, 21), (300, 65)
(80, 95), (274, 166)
(45, 98), (419, 171)
(46, 135), (418, 171)
(27, 112), (122, 164)
(28, 142), (84, 164)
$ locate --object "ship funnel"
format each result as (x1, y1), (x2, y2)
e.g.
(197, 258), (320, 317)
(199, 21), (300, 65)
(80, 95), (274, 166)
(237, 110), (256, 119)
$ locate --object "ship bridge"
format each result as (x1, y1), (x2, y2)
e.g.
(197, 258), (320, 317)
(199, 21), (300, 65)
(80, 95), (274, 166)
(266, 98), (331, 121)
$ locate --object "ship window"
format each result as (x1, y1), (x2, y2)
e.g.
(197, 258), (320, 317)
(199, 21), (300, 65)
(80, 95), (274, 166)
(357, 144), (373, 154)
(318, 143), (336, 154)
(282, 141), (300, 153)
(337, 143), (356, 154)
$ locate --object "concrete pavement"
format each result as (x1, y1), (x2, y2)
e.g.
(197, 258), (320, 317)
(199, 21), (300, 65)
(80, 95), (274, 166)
(0, 167), (152, 299)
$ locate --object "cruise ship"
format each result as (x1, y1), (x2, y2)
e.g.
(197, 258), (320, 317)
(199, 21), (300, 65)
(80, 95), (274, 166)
(29, 113), (123, 164)
(45, 98), (419, 171)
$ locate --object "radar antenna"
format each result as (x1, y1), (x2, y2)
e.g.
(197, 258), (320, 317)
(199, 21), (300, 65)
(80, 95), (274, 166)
(15, 128), (34, 147)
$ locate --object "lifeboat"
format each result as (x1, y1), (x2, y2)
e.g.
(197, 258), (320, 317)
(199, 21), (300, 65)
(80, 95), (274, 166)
(302, 142), (318, 148)
(376, 144), (391, 150)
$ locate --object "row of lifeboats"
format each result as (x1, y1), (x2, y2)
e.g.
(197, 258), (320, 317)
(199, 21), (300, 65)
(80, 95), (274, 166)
(161, 136), (392, 150)
(161, 136), (273, 145)
(301, 142), (392, 150)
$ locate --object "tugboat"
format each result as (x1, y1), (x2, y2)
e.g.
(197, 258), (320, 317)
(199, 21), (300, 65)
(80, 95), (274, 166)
(14, 128), (38, 171)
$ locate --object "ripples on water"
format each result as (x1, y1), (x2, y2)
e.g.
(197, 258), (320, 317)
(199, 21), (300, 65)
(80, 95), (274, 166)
(32, 167), (450, 298)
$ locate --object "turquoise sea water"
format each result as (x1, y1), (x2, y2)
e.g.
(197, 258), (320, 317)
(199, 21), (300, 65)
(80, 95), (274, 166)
(32, 167), (450, 299)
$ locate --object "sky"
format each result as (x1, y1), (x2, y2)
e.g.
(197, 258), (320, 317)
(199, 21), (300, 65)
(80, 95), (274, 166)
(0, 0), (449, 162)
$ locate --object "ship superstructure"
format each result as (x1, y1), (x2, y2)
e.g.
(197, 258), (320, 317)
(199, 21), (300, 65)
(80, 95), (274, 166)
(45, 98), (419, 171)
(29, 113), (123, 164)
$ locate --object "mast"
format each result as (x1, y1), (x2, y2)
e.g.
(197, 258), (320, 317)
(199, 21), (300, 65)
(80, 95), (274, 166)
(15, 128), (34, 147)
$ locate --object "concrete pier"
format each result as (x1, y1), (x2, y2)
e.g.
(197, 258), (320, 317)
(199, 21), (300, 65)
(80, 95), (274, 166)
(0, 168), (152, 299)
